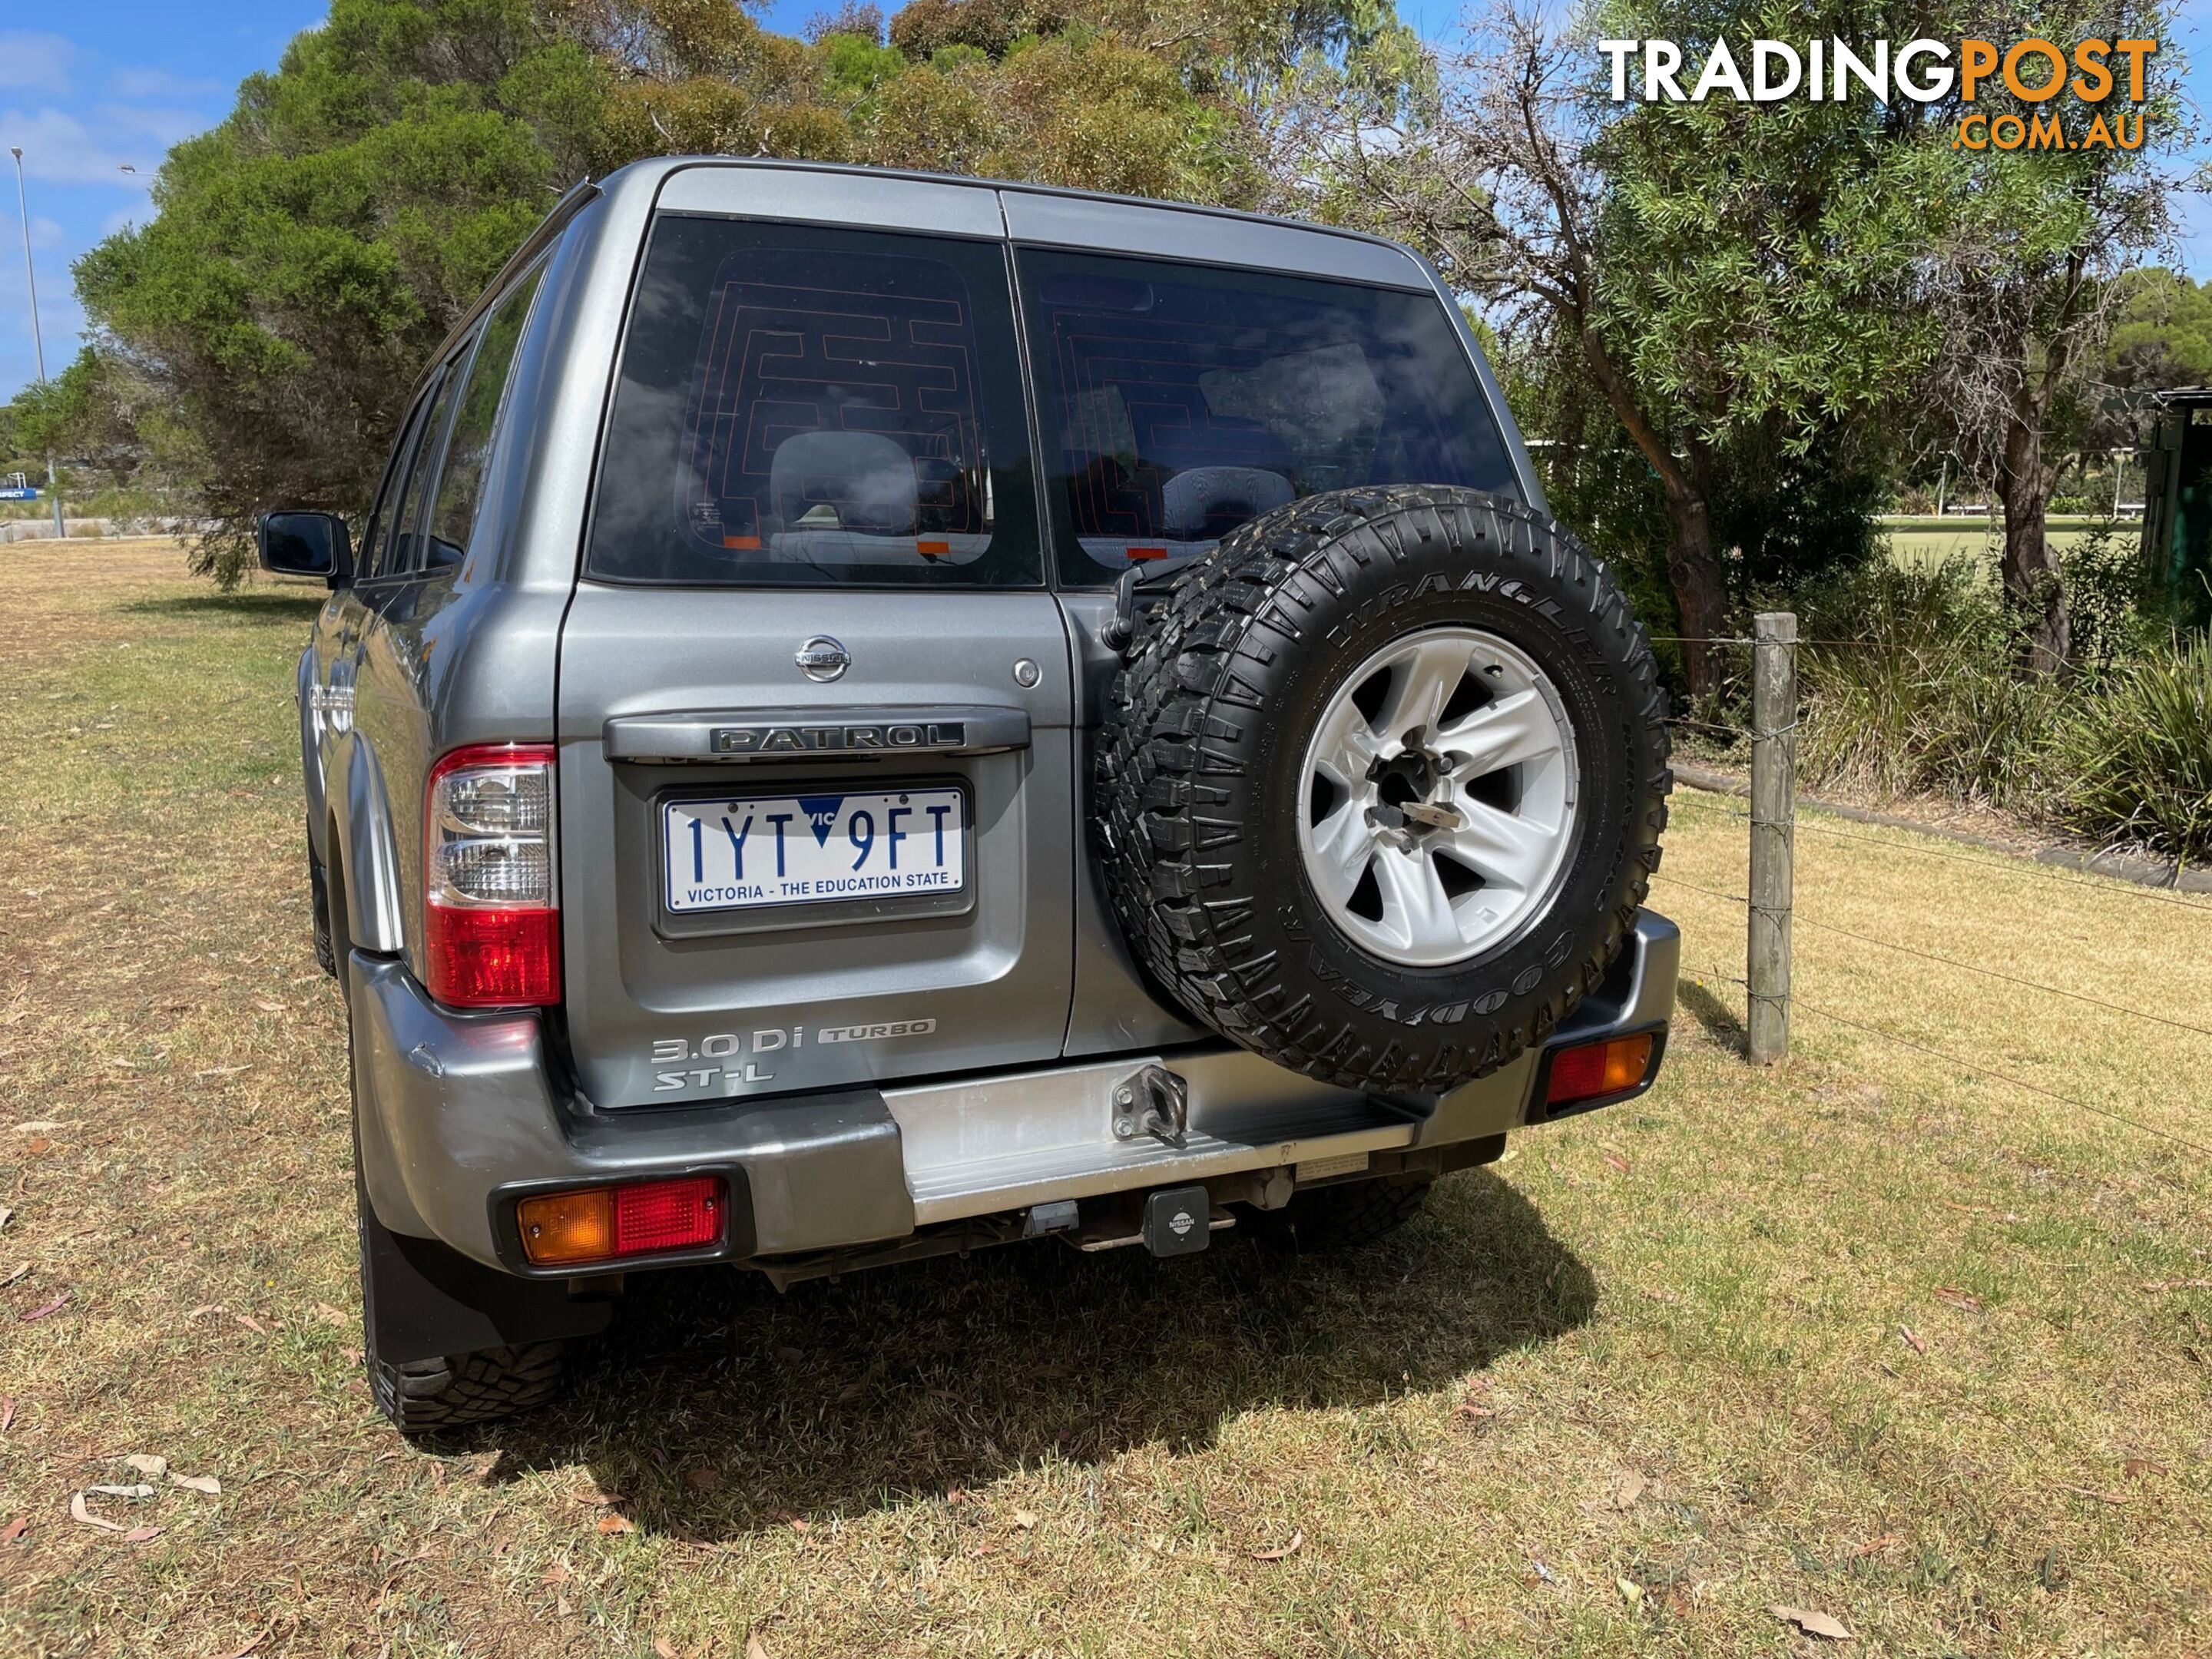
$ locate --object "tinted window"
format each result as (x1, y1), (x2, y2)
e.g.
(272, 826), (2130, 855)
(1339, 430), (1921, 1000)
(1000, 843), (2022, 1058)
(387, 355), (467, 578)
(587, 217), (1040, 588)
(363, 382), (442, 581)
(426, 267), (543, 572)
(1018, 250), (1518, 584)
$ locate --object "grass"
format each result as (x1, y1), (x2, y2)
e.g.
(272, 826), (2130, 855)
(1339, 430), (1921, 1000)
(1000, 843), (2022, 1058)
(1879, 520), (2117, 574)
(3, 544), (2210, 1657)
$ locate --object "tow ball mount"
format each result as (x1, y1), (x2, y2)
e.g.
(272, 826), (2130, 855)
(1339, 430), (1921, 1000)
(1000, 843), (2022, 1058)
(1113, 1064), (1188, 1146)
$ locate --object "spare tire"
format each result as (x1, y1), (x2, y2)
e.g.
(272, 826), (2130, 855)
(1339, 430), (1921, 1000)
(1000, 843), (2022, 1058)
(1097, 485), (1668, 1095)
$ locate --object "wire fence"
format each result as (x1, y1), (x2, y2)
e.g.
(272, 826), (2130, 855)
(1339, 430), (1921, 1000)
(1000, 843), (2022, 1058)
(1650, 615), (2210, 1162)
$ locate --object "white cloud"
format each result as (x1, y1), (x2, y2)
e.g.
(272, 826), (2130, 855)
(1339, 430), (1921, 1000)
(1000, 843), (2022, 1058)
(28, 214), (63, 250)
(0, 33), (75, 95)
(109, 66), (222, 101)
(94, 101), (215, 147)
(0, 108), (165, 186)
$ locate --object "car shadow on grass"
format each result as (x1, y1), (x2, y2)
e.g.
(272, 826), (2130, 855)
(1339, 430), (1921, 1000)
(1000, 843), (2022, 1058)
(469, 1167), (1594, 1539)
(120, 589), (327, 622)
(1674, 976), (1745, 1053)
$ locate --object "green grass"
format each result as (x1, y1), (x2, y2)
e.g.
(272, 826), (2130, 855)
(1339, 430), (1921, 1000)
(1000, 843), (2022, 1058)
(2, 546), (2210, 1656)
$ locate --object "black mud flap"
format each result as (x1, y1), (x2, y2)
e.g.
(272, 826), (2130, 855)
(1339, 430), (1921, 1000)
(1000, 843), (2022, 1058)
(362, 1196), (614, 1366)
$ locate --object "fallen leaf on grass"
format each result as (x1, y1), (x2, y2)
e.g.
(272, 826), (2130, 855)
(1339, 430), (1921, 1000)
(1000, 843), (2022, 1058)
(0, 1398), (14, 1432)
(172, 1473), (221, 1496)
(254, 1000), (286, 1015)
(1852, 1535), (1900, 1557)
(787, 1516), (811, 1536)
(233, 1313), (266, 1335)
(186, 1305), (227, 1321)
(1770, 1604), (1855, 1641)
(1011, 1509), (1039, 1531)
(1617, 1578), (1644, 1607)
(596, 1514), (634, 1535)
(1603, 1154), (1631, 1174)
(124, 1455), (168, 1478)
(654, 1641), (682, 1659)
(1933, 1286), (1984, 1313)
(2123, 1458), (2167, 1479)
(193, 1065), (251, 1080)
(310, 1302), (348, 1328)
(0, 1265), (28, 1289)
(556, 1595), (573, 1618)
(122, 1525), (161, 1543)
(1608, 1470), (1647, 1510)
(1251, 1531), (1303, 1561)
(746, 1633), (772, 1659)
(0, 1205), (13, 1230)
(87, 1484), (154, 1499)
(538, 1561), (572, 1586)
(1899, 1325), (1926, 1354)
(19, 1293), (69, 1323)
(2142, 1278), (2212, 1293)
(12, 1122), (69, 1134)
(2, 1518), (27, 1543)
(69, 1492), (126, 1532)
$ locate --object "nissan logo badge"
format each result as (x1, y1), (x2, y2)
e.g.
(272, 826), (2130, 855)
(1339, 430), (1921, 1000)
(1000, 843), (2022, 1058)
(795, 635), (850, 683)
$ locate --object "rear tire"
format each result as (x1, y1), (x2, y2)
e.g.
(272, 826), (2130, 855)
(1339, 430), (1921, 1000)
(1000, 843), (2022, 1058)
(1249, 1177), (1435, 1252)
(365, 1337), (568, 1433)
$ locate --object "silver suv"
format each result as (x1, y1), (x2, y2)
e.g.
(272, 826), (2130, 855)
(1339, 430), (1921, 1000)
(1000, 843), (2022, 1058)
(259, 158), (1676, 1432)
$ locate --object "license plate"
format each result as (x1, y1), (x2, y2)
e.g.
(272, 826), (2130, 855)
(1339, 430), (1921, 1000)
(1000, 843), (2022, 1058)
(661, 786), (966, 914)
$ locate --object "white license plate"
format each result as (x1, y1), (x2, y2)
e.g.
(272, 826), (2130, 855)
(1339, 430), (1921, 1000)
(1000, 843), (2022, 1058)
(661, 786), (966, 914)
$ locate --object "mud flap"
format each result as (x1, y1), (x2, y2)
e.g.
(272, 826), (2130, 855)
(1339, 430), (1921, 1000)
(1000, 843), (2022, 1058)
(362, 1194), (614, 1366)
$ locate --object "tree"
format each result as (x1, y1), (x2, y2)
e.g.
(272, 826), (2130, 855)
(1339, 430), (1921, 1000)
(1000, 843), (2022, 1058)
(1910, 0), (2190, 671)
(75, 0), (606, 582)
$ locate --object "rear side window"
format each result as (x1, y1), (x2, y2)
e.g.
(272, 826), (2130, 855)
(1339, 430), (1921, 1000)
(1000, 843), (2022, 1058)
(426, 266), (544, 573)
(363, 377), (444, 582)
(386, 359), (466, 579)
(1018, 249), (1519, 584)
(586, 217), (1041, 588)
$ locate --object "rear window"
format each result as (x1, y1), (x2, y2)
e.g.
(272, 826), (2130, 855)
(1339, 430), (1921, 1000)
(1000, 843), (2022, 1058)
(1018, 249), (1519, 584)
(587, 217), (1041, 588)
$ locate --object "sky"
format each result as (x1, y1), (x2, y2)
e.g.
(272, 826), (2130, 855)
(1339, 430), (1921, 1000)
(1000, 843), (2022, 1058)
(2, 2), (2208, 406)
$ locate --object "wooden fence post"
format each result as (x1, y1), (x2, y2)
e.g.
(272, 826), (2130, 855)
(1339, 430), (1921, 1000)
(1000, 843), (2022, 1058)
(1747, 611), (1797, 1063)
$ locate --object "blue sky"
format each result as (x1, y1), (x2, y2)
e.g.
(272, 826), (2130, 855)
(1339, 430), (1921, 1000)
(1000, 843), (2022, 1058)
(2, 2), (2207, 405)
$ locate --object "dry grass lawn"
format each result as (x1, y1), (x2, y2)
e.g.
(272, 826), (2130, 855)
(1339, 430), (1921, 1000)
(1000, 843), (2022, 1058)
(2, 543), (2209, 1657)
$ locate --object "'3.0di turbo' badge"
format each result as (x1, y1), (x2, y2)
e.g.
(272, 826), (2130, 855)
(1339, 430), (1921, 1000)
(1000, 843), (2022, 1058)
(649, 1018), (937, 1091)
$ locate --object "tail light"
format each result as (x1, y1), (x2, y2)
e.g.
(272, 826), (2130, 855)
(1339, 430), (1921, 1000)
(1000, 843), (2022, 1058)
(423, 743), (560, 1008)
(517, 1177), (725, 1267)
(1543, 1032), (1656, 1111)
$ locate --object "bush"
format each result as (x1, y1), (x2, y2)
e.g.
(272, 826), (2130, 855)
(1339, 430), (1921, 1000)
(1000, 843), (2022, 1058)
(1792, 560), (2065, 810)
(2052, 636), (2212, 860)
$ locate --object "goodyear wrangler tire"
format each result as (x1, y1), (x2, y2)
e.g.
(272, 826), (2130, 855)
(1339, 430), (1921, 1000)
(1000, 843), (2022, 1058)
(1097, 485), (1668, 1095)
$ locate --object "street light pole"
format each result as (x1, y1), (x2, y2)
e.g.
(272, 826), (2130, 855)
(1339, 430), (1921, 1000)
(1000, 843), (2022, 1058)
(9, 145), (66, 540)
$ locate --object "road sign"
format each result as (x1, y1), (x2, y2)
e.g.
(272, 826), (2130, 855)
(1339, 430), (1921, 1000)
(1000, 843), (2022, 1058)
(0, 486), (41, 501)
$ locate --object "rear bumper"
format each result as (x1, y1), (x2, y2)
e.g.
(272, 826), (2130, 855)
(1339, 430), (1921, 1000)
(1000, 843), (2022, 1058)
(351, 910), (1679, 1274)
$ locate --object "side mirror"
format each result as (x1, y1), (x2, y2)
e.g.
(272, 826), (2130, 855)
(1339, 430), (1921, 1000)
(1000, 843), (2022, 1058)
(259, 512), (353, 587)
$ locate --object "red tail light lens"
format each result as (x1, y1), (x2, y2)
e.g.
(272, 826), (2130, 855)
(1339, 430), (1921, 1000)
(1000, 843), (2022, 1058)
(1545, 1033), (1656, 1109)
(423, 743), (560, 1008)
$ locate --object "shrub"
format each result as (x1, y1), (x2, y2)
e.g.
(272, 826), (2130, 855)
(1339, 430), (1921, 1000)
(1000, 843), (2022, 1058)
(2051, 636), (2212, 860)
(1792, 560), (2065, 809)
